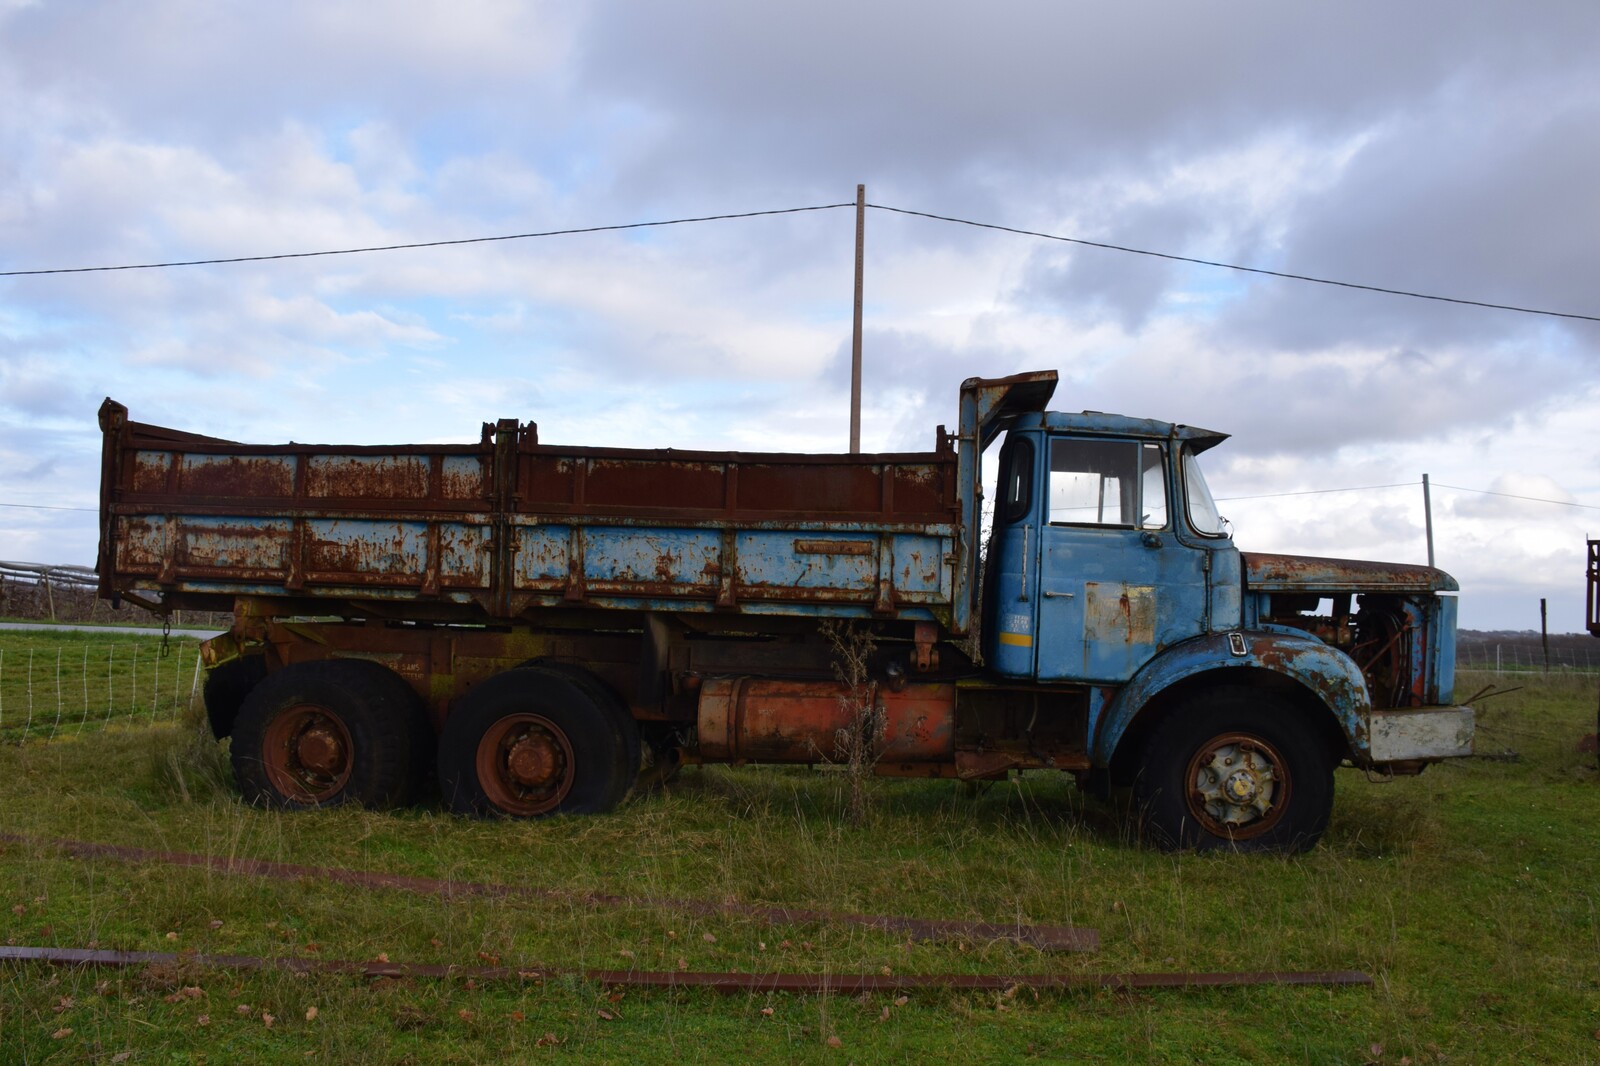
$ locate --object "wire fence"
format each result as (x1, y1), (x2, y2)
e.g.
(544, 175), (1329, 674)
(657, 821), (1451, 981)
(0, 638), (204, 745)
(1455, 642), (1600, 675)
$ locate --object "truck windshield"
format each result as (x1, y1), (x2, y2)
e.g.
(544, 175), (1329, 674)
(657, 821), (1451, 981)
(1183, 446), (1228, 537)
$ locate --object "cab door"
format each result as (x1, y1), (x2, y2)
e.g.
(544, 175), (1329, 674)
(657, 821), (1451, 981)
(1032, 437), (1208, 682)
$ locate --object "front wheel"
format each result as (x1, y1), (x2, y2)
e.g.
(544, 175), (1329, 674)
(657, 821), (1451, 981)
(1134, 688), (1336, 853)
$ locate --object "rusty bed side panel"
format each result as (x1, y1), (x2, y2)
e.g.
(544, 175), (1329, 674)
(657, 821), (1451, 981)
(98, 401), (960, 623)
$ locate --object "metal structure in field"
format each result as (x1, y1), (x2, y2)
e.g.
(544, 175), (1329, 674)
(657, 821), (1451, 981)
(96, 370), (1475, 852)
(1588, 539), (1599, 638)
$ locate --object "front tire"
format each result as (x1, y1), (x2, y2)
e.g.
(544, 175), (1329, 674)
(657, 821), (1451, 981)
(437, 667), (631, 818)
(1134, 687), (1336, 853)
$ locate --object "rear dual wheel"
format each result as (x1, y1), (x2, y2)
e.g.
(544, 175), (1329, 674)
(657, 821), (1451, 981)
(231, 659), (433, 810)
(438, 666), (635, 818)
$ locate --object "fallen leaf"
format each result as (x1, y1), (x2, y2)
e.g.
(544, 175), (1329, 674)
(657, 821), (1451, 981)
(305, 1006), (318, 1022)
(878, 1006), (890, 1022)
(166, 932), (179, 941)
(880, 966), (892, 976)
(509, 1010), (525, 1022)
(893, 996), (909, 1007)
(758, 941), (766, 951)
(196, 1015), (210, 1027)
(112, 1053), (132, 1063)
(760, 1007), (774, 1017)
(607, 992), (625, 1004)
(598, 1009), (616, 1022)
(458, 1009), (475, 1021)
(477, 951), (501, 966)
(618, 949), (635, 960)
(430, 938), (443, 948)
(209, 920), (224, 930)
(702, 932), (717, 944)
(302, 943), (320, 954)
(51, 1028), (72, 1040)
(53, 995), (74, 1013)
(373, 953), (390, 964)
(826, 1035), (843, 1048)
(262, 1013), (275, 1028)
(236, 1004), (253, 1016)
(1370, 1044), (1384, 1059)
(677, 957), (688, 971)
(10, 904), (23, 916)
(535, 1032), (561, 1047)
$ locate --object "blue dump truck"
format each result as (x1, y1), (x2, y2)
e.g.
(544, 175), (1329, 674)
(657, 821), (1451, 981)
(97, 370), (1474, 851)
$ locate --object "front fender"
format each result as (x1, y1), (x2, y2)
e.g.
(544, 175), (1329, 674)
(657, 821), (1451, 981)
(1091, 630), (1373, 766)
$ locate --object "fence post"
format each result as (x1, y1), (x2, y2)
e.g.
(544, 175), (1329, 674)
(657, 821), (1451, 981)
(48, 647), (62, 741)
(25, 648), (35, 738)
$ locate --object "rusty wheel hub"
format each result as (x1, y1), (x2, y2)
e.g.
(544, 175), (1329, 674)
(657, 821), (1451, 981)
(1185, 733), (1290, 840)
(296, 727), (345, 776)
(477, 714), (575, 817)
(506, 731), (563, 789)
(261, 704), (354, 804)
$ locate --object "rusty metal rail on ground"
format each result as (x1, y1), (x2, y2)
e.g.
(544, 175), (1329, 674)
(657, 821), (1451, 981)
(2, 834), (1098, 952)
(0, 945), (1372, 994)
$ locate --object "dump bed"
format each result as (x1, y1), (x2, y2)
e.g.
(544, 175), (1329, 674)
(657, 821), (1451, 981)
(96, 401), (963, 626)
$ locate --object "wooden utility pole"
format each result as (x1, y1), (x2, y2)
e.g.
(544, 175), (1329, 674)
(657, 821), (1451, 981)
(850, 184), (865, 454)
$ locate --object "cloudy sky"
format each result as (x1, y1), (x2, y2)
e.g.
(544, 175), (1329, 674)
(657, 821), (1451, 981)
(3, 1), (1597, 631)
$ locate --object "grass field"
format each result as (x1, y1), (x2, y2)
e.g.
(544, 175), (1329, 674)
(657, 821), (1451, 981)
(1, 629), (1597, 1063)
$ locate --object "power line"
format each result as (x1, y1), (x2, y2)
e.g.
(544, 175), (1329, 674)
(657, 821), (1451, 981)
(868, 204), (1600, 324)
(3, 197), (1596, 324)
(1216, 482), (1418, 502)
(0, 502), (97, 512)
(0, 203), (855, 277)
(1218, 480), (1600, 512)
(1432, 483), (1600, 512)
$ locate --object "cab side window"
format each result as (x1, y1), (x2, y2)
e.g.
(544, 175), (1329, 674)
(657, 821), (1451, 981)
(1048, 439), (1166, 530)
(998, 437), (1033, 525)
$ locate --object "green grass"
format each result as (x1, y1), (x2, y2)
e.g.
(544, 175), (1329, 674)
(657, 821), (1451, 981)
(1, 653), (1598, 1064)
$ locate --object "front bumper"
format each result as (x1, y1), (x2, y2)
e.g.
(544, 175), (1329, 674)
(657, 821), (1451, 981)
(1367, 705), (1475, 763)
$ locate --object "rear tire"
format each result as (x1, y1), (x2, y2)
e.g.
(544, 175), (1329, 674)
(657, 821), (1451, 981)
(231, 659), (427, 810)
(438, 667), (631, 818)
(1134, 687), (1335, 853)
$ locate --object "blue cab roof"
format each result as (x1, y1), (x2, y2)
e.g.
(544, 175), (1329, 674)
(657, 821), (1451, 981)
(1013, 410), (1231, 454)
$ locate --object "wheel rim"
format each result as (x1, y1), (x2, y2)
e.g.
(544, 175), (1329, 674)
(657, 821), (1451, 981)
(1183, 731), (1292, 840)
(261, 703), (354, 804)
(476, 713), (576, 816)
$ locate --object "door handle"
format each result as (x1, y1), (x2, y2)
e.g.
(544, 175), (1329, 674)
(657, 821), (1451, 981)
(1042, 591), (1074, 599)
